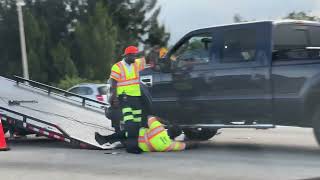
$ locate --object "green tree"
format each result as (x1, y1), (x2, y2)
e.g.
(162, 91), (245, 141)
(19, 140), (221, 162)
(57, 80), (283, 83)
(56, 75), (102, 90)
(50, 42), (78, 81)
(57, 76), (89, 90)
(285, 11), (320, 21)
(73, 1), (117, 81)
(0, 1), (21, 77)
(102, 0), (169, 58)
(24, 9), (50, 82)
(25, 0), (81, 83)
(0, 0), (170, 84)
(144, 8), (170, 47)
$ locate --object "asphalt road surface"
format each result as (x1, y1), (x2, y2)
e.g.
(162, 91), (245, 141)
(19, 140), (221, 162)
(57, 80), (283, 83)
(1, 127), (320, 180)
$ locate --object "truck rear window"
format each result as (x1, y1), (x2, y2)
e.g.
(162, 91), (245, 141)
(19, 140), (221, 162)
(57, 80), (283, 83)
(273, 24), (320, 61)
(273, 24), (309, 50)
(310, 26), (320, 46)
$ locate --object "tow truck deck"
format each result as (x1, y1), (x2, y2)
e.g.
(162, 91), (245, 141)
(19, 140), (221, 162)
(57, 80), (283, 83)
(0, 76), (114, 149)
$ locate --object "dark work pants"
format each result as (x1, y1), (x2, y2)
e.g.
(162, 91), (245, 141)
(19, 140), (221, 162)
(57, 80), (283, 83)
(101, 121), (141, 154)
(120, 96), (143, 123)
(119, 95), (144, 153)
(124, 121), (141, 153)
(100, 121), (139, 140)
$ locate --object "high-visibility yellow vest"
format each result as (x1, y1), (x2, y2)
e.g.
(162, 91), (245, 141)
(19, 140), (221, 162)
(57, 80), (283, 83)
(110, 58), (145, 96)
(138, 117), (186, 152)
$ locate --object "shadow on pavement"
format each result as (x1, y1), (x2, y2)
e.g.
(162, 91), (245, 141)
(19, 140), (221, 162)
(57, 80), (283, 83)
(6, 138), (73, 149)
(198, 141), (320, 155)
(5, 136), (320, 156)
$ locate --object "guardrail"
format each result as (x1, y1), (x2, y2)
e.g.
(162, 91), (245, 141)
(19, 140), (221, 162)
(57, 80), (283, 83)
(13, 75), (108, 108)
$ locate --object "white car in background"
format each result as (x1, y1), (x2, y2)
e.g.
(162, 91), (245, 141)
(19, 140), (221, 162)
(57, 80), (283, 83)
(66, 83), (110, 108)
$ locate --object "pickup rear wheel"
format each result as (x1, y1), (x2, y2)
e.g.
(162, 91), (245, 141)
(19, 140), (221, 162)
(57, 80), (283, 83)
(183, 128), (218, 141)
(312, 108), (320, 145)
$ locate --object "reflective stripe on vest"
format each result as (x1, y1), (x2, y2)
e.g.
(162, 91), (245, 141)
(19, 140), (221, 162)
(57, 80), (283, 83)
(116, 63), (125, 80)
(147, 126), (165, 140)
(117, 60), (140, 81)
(165, 142), (185, 152)
(147, 117), (158, 127)
(146, 126), (165, 151)
(144, 133), (155, 151)
(177, 142), (186, 150)
(111, 71), (121, 79)
(138, 125), (165, 152)
(116, 60), (141, 96)
(138, 136), (145, 143)
(117, 78), (140, 87)
(138, 128), (150, 152)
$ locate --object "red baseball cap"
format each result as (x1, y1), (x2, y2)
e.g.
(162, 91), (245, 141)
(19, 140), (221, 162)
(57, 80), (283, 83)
(124, 46), (139, 55)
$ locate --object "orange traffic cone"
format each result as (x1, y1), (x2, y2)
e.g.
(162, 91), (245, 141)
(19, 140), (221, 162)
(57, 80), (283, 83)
(0, 115), (10, 151)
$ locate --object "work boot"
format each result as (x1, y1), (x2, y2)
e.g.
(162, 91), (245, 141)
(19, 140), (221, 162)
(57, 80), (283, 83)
(95, 132), (111, 145)
(126, 146), (142, 154)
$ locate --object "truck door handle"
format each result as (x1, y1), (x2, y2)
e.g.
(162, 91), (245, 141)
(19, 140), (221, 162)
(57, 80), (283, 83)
(140, 75), (153, 87)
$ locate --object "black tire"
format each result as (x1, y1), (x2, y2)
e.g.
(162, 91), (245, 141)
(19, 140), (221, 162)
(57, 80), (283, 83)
(312, 107), (320, 145)
(183, 128), (218, 141)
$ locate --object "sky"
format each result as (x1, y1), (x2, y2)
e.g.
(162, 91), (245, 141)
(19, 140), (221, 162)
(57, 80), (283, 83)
(157, 0), (320, 45)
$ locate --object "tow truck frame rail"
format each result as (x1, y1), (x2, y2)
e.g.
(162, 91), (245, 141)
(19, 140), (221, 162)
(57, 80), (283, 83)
(0, 106), (98, 149)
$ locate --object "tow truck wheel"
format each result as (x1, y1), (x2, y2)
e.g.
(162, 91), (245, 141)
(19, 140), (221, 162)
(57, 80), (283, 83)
(183, 128), (218, 141)
(312, 108), (320, 145)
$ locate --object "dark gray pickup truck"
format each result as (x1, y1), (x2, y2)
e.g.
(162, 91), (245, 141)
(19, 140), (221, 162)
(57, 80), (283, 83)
(140, 20), (320, 144)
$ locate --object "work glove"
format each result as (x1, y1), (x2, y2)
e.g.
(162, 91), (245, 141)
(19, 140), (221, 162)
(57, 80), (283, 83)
(111, 97), (120, 107)
(109, 93), (119, 108)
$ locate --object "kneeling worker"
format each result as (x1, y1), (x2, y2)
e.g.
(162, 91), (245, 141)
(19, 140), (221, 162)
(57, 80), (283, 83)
(95, 116), (196, 152)
(138, 116), (186, 152)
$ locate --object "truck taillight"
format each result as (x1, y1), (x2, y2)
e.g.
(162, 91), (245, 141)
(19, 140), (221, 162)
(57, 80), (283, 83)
(96, 95), (104, 102)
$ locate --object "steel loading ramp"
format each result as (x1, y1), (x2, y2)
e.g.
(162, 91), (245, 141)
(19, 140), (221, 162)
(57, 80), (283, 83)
(0, 76), (114, 149)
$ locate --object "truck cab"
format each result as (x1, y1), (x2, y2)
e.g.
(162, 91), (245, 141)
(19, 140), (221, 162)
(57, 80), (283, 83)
(140, 20), (320, 141)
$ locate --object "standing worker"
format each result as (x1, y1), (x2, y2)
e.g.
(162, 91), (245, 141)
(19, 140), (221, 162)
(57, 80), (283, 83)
(100, 46), (145, 154)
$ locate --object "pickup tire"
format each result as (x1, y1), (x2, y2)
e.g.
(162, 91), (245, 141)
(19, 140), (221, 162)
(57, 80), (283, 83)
(183, 128), (218, 141)
(312, 107), (320, 145)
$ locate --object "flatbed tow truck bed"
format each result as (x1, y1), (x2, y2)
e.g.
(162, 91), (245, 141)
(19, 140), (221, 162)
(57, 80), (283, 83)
(0, 76), (114, 149)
